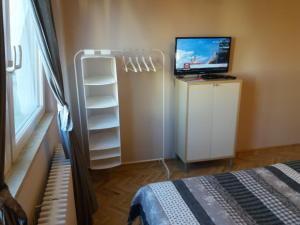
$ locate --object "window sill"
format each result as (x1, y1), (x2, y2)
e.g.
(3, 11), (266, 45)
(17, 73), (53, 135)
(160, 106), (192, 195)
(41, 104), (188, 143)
(5, 113), (56, 197)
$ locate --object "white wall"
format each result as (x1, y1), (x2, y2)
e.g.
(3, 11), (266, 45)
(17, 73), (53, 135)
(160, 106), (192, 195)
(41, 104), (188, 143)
(53, 0), (300, 163)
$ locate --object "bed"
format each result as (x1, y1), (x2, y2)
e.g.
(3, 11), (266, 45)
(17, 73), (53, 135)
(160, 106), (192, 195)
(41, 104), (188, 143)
(128, 161), (300, 225)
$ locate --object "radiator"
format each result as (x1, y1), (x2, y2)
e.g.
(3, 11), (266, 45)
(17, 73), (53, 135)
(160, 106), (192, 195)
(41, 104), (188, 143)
(37, 146), (77, 225)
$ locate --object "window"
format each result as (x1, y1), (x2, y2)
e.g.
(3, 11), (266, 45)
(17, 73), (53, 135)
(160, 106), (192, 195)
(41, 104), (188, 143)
(3, 0), (45, 170)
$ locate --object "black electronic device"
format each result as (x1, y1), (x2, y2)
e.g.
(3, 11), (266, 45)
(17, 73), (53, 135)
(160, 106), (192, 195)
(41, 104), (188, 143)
(201, 74), (236, 80)
(174, 37), (232, 76)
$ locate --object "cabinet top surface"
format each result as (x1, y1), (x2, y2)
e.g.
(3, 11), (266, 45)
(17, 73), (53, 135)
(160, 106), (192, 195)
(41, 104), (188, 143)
(176, 77), (242, 85)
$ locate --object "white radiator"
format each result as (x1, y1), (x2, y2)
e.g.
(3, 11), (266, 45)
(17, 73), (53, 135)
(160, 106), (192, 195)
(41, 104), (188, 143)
(37, 146), (77, 225)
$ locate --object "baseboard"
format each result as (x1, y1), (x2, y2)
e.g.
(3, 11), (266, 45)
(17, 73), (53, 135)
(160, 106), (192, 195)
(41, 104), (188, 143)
(122, 158), (163, 165)
(122, 144), (300, 165)
(237, 143), (300, 152)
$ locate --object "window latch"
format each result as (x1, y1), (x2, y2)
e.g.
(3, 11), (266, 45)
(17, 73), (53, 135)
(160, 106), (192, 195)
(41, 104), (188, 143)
(6, 45), (16, 73)
(15, 45), (22, 70)
(6, 45), (22, 73)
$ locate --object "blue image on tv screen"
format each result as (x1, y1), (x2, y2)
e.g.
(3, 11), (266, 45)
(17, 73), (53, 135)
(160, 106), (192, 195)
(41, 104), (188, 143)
(175, 37), (230, 71)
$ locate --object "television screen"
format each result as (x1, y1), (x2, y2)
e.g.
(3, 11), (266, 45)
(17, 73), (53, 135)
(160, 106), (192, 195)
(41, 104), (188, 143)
(174, 37), (231, 75)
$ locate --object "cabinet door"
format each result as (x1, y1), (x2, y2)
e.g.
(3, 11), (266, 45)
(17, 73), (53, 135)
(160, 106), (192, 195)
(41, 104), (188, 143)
(187, 84), (213, 161)
(211, 82), (240, 158)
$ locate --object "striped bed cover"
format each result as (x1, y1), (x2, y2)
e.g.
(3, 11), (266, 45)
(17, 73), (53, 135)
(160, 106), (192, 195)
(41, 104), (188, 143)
(128, 161), (300, 225)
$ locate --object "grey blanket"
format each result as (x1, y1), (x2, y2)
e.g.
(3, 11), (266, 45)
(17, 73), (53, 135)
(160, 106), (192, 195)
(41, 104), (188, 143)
(128, 161), (300, 225)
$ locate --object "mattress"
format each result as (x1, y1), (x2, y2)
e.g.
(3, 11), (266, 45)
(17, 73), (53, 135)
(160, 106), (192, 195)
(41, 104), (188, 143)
(128, 161), (300, 225)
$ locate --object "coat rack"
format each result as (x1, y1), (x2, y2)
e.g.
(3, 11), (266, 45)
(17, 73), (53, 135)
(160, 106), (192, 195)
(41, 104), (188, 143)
(74, 49), (170, 179)
(122, 52), (157, 73)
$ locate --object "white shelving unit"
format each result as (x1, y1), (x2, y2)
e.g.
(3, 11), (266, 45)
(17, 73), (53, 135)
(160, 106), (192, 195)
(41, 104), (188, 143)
(74, 49), (170, 178)
(80, 55), (121, 169)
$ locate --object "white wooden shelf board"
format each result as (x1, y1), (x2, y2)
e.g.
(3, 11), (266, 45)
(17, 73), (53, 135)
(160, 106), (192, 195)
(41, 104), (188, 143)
(90, 152), (121, 160)
(89, 132), (120, 151)
(88, 114), (119, 130)
(85, 96), (118, 109)
(81, 55), (112, 60)
(84, 75), (116, 86)
(90, 157), (121, 170)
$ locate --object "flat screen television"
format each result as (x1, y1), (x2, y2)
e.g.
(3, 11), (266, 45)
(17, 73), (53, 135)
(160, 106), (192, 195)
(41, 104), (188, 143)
(174, 37), (232, 76)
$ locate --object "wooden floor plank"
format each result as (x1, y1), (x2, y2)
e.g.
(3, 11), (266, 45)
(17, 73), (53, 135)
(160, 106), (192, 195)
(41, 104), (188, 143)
(92, 145), (300, 225)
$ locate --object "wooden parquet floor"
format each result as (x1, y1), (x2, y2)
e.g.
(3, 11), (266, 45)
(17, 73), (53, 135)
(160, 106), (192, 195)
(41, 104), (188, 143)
(91, 144), (300, 225)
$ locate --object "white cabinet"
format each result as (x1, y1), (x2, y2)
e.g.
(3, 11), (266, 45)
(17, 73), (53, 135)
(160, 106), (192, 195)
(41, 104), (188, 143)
(210, 82), (241, 158)
(175, 78), (242, 163)
(187, 84), (213, 161)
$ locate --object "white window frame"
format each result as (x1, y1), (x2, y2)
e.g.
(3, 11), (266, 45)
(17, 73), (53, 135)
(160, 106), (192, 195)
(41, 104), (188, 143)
(3, 0), (45, 168)
(9, 60), (45, 161)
